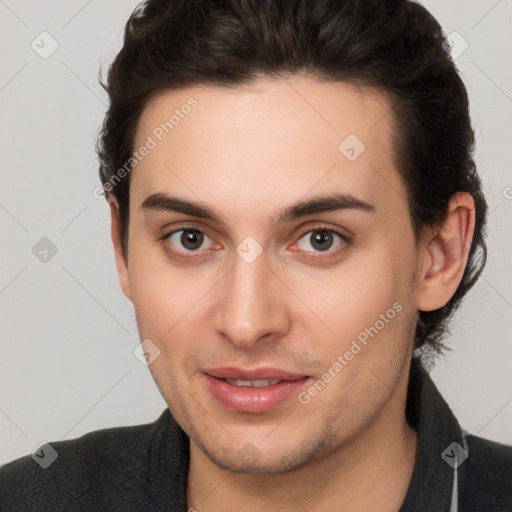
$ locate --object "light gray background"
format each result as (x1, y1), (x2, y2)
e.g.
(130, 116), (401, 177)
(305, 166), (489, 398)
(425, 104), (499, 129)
(1, 0), (511, 465)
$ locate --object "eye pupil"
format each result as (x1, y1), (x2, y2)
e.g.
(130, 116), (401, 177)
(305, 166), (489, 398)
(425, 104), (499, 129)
(311, 230), (333, 251)
(181, 229), (203, 250)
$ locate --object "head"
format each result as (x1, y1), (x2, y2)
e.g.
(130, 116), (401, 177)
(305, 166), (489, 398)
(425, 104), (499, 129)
(96, 0), (487, 473)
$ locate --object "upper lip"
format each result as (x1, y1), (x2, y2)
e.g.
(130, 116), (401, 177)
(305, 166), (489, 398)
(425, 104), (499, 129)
(203, 366), (308, 381)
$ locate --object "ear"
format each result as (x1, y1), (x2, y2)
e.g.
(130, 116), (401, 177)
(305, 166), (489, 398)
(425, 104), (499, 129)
(108, 197), (132, 302)
(415, 192), (475, 312)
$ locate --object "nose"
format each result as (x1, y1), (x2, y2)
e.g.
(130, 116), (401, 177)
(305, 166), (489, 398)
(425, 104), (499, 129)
(214, 248), (289, 348)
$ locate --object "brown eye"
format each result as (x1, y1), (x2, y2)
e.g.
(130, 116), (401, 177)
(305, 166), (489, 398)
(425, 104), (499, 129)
(296, 229), (345, 253)
(166, 229), (210, 252)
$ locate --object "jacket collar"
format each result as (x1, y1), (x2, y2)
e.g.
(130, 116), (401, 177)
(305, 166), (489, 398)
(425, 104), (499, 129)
(399, 356), (466, 512)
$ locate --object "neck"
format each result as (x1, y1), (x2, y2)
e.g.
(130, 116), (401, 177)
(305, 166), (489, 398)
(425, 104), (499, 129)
(186, 362), (418, 512)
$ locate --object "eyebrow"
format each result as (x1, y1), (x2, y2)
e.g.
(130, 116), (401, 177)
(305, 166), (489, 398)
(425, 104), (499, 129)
(141, 192), (375, 224)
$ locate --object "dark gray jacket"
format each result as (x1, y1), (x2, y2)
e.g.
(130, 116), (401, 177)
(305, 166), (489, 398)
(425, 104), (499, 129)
(1, 357), (511, 511)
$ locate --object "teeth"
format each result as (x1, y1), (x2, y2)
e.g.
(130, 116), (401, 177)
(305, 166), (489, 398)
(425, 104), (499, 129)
(225, 379), (281, 388)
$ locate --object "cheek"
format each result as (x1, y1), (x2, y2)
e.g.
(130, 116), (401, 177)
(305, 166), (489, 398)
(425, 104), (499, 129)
(128, 249), (214, 362)
(128, 248), (179, 343)
(129, 238), (186, 310)
(294, 246), (413, 341)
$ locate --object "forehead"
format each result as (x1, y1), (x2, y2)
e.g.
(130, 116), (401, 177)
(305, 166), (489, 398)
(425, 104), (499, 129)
(130, 76), (406, 225)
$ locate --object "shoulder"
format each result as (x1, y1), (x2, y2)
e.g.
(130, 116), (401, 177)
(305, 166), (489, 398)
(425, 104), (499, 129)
(461, 434), (512, 511)
(0, 412), (168, 511)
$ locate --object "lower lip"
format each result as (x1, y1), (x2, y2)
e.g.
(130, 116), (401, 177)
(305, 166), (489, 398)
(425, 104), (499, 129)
(203, 374), (310, 413)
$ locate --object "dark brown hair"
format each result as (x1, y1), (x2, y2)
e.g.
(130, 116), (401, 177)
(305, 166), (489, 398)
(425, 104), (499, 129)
(96, 0), (488, 355)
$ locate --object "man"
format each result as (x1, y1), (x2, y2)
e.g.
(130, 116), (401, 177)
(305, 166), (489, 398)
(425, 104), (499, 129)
(1, 0), (511, 510)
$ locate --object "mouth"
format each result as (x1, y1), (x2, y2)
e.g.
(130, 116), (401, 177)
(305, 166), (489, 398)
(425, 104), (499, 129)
(201, 366), (311, 413)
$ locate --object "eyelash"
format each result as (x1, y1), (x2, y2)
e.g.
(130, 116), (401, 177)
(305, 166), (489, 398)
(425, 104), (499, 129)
(158, 223), (351, 262)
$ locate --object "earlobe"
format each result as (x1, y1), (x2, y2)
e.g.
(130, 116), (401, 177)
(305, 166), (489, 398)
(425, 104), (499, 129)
(109, 197), (132, 302)
(415, 192), (475, 312)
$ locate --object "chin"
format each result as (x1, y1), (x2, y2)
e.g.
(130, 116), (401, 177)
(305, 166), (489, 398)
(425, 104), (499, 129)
(196, 433), (333, 475)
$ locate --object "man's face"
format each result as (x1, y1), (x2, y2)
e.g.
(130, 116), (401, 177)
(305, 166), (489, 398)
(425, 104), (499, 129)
(119, 76), (424, 473)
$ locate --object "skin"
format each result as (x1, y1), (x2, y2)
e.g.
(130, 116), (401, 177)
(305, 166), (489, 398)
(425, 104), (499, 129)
(109, 76), (475, 511)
